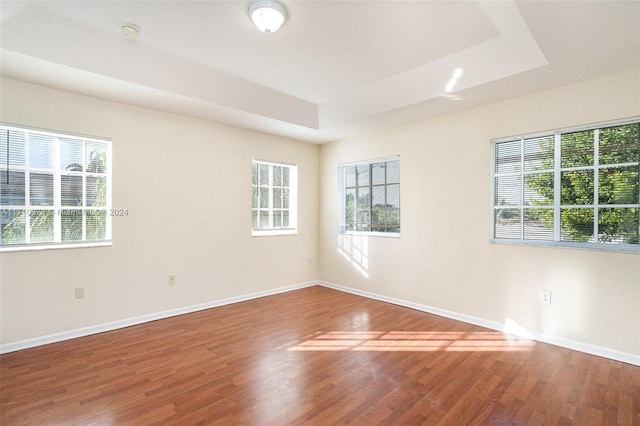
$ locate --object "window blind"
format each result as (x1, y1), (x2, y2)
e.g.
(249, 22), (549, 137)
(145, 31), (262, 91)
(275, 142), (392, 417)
(1, 124), (112, 250)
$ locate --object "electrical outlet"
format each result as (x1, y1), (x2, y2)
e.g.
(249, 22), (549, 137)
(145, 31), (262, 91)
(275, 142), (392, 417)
(168, 274), (176, 285)
(539, 291), (551, 305)
(75, 287), (85, 299)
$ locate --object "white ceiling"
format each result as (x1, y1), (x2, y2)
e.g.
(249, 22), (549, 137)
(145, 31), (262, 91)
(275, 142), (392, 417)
(1, 1), (639, 143)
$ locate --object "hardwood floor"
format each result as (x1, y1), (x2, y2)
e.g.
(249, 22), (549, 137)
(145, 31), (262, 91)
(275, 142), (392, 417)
(1, 286), (638, 425)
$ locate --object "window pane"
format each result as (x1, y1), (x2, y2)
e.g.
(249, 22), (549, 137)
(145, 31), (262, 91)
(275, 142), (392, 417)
(87, 176), (107, 207)
(598, 166), (639, 205)
(560, 208), (594, 242)
(357, 164), (369, 186)
(357, 187), (370, 209)
(259, 211), (269, 227)
(61, 175), (83, 206)
(273, 166), (282, 187)
(282, 167), (289, 188)
(386, 209), (399, 227)
(283, 188), (289, 209)
(0, 130), (26, 168)
(29, 134), (54, 170)
(345, 166), (356, 188)
(387, 184), (400, 209)
(259, 187), (269, 208)
(524, 208), (554, 241)
(494, 208), (521, 239)
(371, 209), (385, 225)
(30, 210), (54, 243)
(598, 208), (639, 244)
(274, 188), (282, 208)
(561, 170), (594, 205)
(61, 210), (83, 241)
(86, 210), (107, 240)
(357, 210), (370, 226)
(496, 140), (521, 174)
(259, 164), (269, 185)
(283, 211), (289, 228)
(1, 209), (26, 244)
(274, 211), (282, 228)
(60, 139), (84, 171)
(252, 185), (258, 208)
(495, 175), (522, 206)
(345, 188), (355, 225)
(252, 210), (258, 227)
(524, 173), (553, 206)
(599, 124), (639, 165)
(1, 171), (25, 206)
(252, 163), (257, 185)
(524, 136), (554, 172)
(356, 223), (370, 232)
(372, 186), (385, 207)
(30, 173), (54, 206)
(561, 130), (594, 167)
(386, 161), (400, 184)
(372, 162), (385, 185)
(86, 142), (107, 173)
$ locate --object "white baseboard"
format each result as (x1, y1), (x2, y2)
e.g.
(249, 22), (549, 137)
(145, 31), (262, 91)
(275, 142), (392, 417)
(318, 281), (640, 366)
(0, 281), (317, 354)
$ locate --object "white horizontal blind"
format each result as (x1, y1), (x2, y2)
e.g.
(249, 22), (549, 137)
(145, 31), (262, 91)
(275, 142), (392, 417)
(492, 119), (639, 251)
(0, 124), (112, 250)
(251, 159), (297, 235)
(340, 157), (400, 234)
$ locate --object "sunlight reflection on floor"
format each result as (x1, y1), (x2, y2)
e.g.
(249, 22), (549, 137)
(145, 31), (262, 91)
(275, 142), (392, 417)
(285, 330), (535, 352)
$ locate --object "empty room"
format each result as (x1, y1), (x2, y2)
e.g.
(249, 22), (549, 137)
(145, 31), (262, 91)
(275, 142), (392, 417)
(1, 0), (639, 424)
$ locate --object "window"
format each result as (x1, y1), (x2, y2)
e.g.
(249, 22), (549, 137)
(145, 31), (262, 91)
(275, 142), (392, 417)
(491, 118), (639, 252)
(251, 160), (297, 236)
(340, 157), (400, 235)
(1, 124), (112, 251)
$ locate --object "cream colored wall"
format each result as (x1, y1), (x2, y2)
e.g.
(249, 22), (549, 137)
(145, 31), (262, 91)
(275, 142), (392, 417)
(319, 69), (640, 356)
(0, 77), (319, 344)
(2, 69), (639, 358)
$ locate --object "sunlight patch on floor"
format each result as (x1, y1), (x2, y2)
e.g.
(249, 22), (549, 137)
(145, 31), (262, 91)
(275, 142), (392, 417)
(285, 330), (535, 352)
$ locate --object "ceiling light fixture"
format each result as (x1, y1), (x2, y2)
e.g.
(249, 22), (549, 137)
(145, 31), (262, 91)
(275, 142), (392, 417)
(121, 23), (140, 38)
(249, 0), (287, 33)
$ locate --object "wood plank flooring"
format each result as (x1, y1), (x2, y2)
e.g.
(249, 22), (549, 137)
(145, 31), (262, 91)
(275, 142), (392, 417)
(1, 286), (638, 425)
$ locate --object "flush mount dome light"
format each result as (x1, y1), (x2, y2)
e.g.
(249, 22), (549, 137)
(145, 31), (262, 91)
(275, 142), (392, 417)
(121, 23), (140, 38)
(249, 0), (287, 33)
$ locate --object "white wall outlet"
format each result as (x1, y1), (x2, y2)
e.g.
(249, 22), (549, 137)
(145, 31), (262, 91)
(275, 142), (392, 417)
(75, 287), (85, 299)
(539, 291), (551, 305)
(168, 274), (176, 285)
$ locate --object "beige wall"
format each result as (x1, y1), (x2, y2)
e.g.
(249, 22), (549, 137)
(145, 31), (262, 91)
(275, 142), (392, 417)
(2, 69), (639, 359)
(0, 78), (319, 343)
(319, 69), (640, 356)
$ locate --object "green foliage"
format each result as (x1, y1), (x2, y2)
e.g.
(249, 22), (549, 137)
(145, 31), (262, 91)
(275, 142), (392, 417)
(525, 123), (639, 244)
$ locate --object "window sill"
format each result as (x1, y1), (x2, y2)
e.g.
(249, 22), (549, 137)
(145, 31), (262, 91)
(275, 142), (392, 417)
(0, 241), (112, 253)
(490, 238), (640, 253)
(252, 229), (297, 237)
(340, 231), (400, 238)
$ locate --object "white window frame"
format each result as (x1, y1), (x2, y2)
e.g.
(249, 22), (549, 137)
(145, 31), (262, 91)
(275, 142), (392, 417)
(339, 156), (400, 238)
(251, 159), (298, 237)
(490, 117), (640, 253)
(0, 123), (112, 252)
